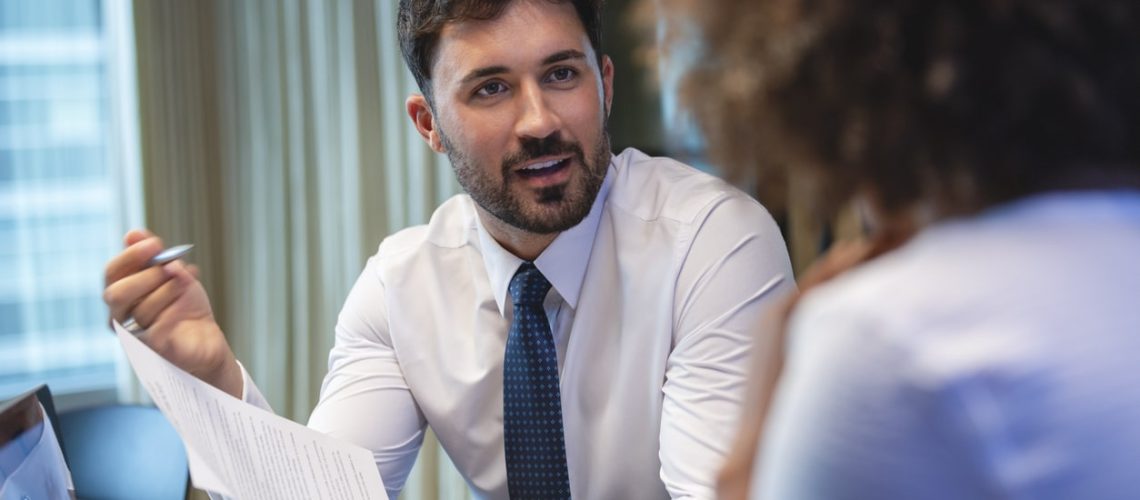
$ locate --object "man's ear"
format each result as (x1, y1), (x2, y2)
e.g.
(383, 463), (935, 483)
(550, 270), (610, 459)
(407, 94), (446, 153)
(601, 55), (614, 118)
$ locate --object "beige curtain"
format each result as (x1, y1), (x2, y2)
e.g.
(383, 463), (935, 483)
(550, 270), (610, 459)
(131, 0), (468, 498)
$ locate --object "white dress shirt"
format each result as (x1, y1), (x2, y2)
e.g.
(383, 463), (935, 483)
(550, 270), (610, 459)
(755, 191), (1140, 500)
(241, 148), (794, 499)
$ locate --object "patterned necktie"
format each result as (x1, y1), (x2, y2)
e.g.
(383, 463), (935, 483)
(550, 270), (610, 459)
(503, 262), (571, 499)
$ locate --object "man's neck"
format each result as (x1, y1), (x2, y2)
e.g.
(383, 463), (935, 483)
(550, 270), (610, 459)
(475, 206), (559, 261)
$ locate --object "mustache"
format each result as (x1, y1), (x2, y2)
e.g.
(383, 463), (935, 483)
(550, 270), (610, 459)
(501, 135), (586, 173)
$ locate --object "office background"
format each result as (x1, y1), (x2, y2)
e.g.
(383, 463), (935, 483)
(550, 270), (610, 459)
(0, 0), (846, 498)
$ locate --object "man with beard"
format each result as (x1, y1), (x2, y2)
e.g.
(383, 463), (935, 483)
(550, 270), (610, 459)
(101, 1), (793, 498)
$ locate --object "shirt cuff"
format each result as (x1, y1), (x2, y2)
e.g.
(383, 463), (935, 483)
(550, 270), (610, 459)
(234, 359), (273, 413)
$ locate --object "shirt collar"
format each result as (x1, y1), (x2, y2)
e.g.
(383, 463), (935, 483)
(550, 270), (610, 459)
(475, 166), (614, 317)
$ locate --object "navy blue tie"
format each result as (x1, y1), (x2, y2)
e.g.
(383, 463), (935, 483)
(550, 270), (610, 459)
(503, 262), (571, 499)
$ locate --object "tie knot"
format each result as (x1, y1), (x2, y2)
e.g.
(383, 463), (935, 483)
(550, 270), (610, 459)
(509, 262), (551, 306)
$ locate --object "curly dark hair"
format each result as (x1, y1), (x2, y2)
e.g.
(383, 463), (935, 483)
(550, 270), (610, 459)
(660, 0), (1140, 217)
(398, 0), (605, 102)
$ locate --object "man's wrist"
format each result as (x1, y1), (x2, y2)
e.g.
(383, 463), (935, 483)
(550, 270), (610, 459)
(208, 355), (245, 399)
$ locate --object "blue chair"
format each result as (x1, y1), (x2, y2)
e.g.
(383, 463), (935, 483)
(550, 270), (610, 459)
(57, 404), (189, 500)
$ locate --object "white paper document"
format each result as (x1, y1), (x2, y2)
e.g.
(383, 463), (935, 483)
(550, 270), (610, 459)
(114, 322), (387, 500)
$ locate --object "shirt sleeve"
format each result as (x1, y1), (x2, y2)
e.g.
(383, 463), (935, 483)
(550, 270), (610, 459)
(305, 254), (428, 500)
(226, 255), (425, 500)
(660, 194), (796, 498)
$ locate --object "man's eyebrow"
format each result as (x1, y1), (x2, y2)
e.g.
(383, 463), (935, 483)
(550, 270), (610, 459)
(460, 65), (510, 86)
(457, 50), (587, 86)
(543, 49), (586, 66)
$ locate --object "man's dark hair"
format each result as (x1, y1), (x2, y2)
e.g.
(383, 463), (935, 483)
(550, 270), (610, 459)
(668, 0), (1140, 216)
(398, 0), (604, 102)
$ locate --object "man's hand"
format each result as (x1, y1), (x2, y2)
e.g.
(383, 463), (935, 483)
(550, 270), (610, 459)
(103, 229), (243, 398)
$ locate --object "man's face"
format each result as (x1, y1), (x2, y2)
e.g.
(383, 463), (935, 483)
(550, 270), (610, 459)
(419, 0), (614, 234)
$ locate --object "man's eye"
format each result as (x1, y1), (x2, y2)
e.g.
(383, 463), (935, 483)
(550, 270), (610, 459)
(548, 67), (576, 83)
(476, 81), (507, 97)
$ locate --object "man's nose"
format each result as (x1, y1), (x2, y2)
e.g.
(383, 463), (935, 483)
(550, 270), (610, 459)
(514, 81), (561, 140)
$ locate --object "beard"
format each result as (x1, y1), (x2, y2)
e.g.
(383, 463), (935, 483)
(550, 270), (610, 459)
(441, 125), (611, 234)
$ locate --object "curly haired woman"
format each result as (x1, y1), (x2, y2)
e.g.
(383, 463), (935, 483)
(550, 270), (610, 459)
(652, 1), (1140, 499)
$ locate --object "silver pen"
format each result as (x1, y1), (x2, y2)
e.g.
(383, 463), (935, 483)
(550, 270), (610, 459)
(146, 244), (194, 267)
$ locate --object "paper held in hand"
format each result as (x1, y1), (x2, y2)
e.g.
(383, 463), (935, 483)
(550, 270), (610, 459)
(113, 321), (387, 500)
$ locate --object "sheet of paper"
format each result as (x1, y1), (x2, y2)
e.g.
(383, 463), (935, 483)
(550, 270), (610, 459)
(114, 322), (387, 500)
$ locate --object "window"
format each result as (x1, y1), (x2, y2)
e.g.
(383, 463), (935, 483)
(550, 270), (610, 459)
(0, 0), (140, 399)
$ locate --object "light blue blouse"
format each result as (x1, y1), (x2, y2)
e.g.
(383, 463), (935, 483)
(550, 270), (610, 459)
(757, 191), (1140, 500)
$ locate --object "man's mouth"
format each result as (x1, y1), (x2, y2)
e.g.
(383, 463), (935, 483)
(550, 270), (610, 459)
(516, 156), (571, 180)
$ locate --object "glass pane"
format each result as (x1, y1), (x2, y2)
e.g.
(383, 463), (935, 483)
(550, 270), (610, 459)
(0, 0), (122, 397)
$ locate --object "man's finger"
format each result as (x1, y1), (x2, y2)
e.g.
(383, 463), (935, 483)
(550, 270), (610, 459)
(103, 265), (173, 323)
(186, 264), (201, 280)
(129, 269), (193, 329)
(123, 228), (155, 247)
(104, 236), (165, 288)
